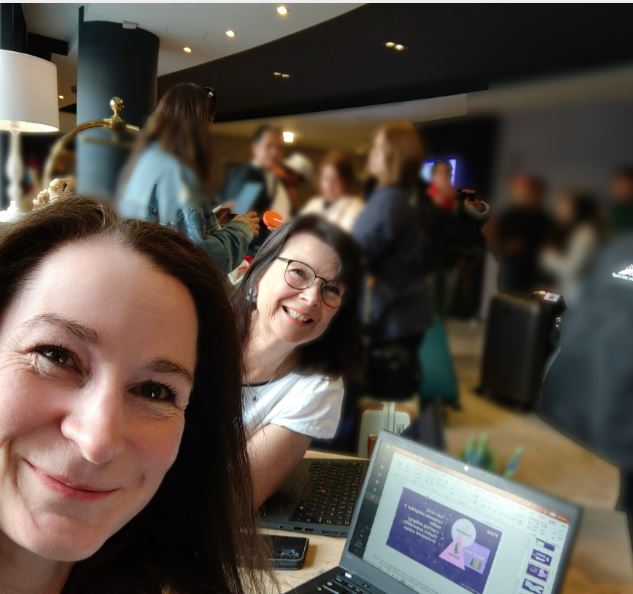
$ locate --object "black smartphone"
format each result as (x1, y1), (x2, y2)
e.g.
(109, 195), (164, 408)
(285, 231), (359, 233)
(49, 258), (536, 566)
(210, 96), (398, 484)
(262, 534), (309, 570)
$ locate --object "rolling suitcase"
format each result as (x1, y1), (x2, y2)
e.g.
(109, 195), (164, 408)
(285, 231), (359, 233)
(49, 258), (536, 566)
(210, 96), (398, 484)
(480, 292), (562, 407)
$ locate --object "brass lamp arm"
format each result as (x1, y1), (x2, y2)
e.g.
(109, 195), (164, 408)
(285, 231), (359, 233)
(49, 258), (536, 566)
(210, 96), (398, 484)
(42, 96), (140, 189)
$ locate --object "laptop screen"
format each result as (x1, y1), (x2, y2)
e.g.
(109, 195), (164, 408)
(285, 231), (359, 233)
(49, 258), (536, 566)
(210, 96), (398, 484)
(347, 438), (575, 594)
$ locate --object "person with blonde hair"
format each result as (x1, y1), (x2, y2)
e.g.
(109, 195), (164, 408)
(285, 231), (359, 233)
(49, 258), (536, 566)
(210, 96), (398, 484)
(352, 122), (431, 398)
(300, 149), (364, 232)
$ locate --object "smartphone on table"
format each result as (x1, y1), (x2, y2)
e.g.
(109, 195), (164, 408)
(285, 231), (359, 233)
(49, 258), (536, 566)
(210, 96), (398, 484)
(262, 534), (309, 569)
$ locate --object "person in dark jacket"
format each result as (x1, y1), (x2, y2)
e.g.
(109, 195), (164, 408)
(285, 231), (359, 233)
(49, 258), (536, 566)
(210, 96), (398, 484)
(420, 160), (490, 316)
(216, 124), (291, 218)
(352, 122), (432, 398)
(485, 174), (554, 295)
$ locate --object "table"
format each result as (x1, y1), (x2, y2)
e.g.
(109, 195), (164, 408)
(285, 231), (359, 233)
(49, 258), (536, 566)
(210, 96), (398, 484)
(263, 452), (633, 594)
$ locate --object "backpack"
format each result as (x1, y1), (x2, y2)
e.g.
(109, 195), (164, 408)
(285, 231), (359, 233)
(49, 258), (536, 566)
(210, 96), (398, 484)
(540, 233), (633, 470)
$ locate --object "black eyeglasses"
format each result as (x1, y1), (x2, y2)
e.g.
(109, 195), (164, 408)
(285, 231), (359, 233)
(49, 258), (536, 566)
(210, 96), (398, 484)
(277, 257), (344, 308)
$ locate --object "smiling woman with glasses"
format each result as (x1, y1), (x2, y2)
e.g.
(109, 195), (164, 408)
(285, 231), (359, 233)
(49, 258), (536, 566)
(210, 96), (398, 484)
(276, 257), (345, 308)
(232, 215), (362, 507)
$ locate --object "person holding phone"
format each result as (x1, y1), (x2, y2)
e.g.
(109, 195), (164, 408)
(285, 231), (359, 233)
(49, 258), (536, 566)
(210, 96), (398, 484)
(118, 83), (259, 274)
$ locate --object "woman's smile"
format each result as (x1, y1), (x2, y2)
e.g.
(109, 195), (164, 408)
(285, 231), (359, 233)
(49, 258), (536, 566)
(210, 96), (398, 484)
(24, 460), (120, 502)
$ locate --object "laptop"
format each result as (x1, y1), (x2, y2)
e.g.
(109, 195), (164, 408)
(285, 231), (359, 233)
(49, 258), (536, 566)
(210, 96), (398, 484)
(259, 457), (369, 537)
(291, 431), (581, 594)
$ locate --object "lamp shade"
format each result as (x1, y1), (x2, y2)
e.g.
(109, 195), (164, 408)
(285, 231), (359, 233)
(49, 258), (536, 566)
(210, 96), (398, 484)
(0, 49), (59, 133)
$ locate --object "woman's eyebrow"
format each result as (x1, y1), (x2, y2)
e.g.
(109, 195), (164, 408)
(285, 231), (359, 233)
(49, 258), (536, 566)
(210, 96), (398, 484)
(146, 358), (194, 384)
(24, 314), (100, 344)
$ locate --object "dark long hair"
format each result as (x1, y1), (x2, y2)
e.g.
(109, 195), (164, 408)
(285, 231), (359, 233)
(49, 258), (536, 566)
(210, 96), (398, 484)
(122, 83), (216, 193)
(232, 215), (362, 378)
(0, 197), (270, 594)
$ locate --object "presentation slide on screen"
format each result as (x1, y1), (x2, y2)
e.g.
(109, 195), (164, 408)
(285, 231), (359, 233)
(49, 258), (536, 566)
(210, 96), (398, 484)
(362, 453), (569, 594)
(386, 487), (501, 594)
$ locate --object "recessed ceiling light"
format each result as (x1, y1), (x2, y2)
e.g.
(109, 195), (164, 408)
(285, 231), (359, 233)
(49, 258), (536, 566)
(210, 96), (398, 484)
(384, 41), (407, 52)
(183, 46), (192, 54)
(282, 131), (294, 143)
(225, 30), (236, 38)
(273, 71), (282, 77)
(281, 73), (290, 79)
(277, 5), (288, 16)
(58, 95), (64, 100)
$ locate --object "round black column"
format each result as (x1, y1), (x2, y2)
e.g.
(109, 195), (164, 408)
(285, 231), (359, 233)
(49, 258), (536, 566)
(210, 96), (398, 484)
(76, 9), (158, 200)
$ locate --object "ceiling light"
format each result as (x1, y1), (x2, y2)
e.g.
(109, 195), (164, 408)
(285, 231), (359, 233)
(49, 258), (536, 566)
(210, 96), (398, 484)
(183, 46), (192, 54)
(282, 131), (294, 143)
(281, 73), (290, 79)
(273, 71), (282, 77)
(225, 30), (236, 38)
(384, 41), (407, 52)
(277, 5), (288, 16)
(58, 95), (64, 100)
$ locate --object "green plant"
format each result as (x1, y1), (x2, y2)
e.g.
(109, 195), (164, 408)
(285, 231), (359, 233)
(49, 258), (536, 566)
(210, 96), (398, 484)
(460, 435), (524, 478)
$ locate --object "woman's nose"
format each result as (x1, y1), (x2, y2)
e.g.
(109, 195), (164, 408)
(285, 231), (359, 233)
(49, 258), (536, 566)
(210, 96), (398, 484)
(60, 379), (125, 465)
(299, 282), (322, 306)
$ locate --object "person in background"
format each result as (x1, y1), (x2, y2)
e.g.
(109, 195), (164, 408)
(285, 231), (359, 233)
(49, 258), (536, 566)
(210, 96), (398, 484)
(117, 83), (259, 274)
(0, 197), (269, 594)
(421, 160), (489, 315)
(540, 188), (606, 305)
(232, 216), (361, 507)
(274, 152), (315, 215)
(609, 165), (633, 234)
(541, 229), (633, 551)
(301, 149), (364, 233)
(217, 124), (292, 218)
(485, 173), (554, 295)
(352, 122), (432, 399)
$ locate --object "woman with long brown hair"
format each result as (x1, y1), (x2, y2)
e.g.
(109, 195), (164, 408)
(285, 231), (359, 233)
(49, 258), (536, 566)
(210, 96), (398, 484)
(118, 83), (259, 274)
(232, 216), (361, 507)
(0, 197), (270, 593)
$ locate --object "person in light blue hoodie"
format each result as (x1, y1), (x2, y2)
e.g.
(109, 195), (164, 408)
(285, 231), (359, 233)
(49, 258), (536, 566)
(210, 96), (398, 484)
(118, 83), (259, 273)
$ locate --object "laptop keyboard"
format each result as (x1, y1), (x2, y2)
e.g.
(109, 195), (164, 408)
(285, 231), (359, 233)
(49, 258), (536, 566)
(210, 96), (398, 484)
(308, 574), (369, 594)
(290, 460), (365, 526)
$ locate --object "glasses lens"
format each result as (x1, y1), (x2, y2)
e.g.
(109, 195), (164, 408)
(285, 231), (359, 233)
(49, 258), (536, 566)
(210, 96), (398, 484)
(284, 260), (315, 290)
(283, 259), (344, 308)
(321, 282), (344, 308)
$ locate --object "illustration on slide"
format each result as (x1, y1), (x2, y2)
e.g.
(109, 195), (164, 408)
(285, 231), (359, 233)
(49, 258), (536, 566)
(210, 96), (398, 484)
(439, 518), (492, 575)
(386, 487), (502, 594)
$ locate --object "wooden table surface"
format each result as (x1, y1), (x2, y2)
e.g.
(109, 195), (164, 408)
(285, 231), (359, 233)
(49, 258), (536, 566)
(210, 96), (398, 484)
(263, 451), (633, 594)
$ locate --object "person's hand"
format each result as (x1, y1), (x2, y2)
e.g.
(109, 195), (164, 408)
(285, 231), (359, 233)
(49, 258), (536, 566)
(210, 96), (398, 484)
(214, 206), (232, 225)
(463, 189), (484, 212)
(234, 211), (260, 236)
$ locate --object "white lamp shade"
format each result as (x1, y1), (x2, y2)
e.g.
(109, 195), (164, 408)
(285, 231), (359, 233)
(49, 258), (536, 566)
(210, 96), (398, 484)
(0, 49), (59, 133)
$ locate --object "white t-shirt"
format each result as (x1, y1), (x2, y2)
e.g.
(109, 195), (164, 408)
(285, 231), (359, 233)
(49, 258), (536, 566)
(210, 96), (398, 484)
(300, 196), (364, 233)
(243, 372), (344, 440)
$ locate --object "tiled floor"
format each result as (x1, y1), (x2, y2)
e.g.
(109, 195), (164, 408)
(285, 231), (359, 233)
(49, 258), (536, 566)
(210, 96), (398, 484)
(443, 318), (620, 510)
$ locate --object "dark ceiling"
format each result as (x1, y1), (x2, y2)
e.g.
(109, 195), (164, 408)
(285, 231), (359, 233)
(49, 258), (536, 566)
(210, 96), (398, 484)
(158, 3), (633, 123)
